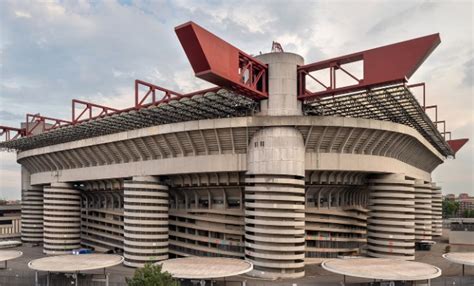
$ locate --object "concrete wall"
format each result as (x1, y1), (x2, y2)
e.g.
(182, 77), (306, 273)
(449, 231), (474, 245)
(0, 205), (21, 240)
(256, 52), (303, 116)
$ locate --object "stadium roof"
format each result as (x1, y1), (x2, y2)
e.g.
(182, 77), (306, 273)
(0, 89), (257, 151)
(0, 82), (454, 157)
(303, 83), (454, 157)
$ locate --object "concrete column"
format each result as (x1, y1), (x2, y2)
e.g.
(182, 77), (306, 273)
(255, 52), (304, 116)
(414, 180), (432, 241)
(431, 183), (443, 237)
(124, 176), (169, 267)
(245, 127), (306, 279)
(367, 174), (415, 260)
(20, 167), (44, 244)
(43, 182), (81, 254)
(21, 186), (44, 243)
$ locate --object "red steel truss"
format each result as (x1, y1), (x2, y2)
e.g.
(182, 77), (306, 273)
(175, 21), (267, 99)
(135, 79), (183, 108)
(447, 139), (469, 155)
(72, 99), (119, 124)
(1, 79), (225, 141)
(0, 126), (24, 141)
(25, 114), (71, 136)
(298, 34), (441, 100)
(407, 83), (426, 108)
(406, 85), (469, 156)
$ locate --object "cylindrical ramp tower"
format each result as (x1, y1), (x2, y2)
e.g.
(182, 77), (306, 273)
(124, 176), (169, 267)
(43, 182), (81, 254)
(256, 52), (303, 116)
(21, 186), (44, 243)
(414, 180), (432, 241)
(245, 127), (306, 279)
(244, 52), (306, 279)
(21, 167), (44, 244)
(367, 174), (415, 260)
(431, 183), (443, 237)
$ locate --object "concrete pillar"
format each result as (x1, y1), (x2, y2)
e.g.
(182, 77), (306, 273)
(255, 52), (304, 116)
(21, 186), (44, 243)
(245, 127), (306, 279)
(414, 179), (432, 241)
(124, 176), (169, 267)
(43, 182), (81, 254)
(431, 183), (443, 237)
(20, 167), (44, 244)
(367, 174), (415, 260)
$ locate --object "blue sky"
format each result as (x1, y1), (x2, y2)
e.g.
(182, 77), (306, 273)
(0, 0), (472, 199)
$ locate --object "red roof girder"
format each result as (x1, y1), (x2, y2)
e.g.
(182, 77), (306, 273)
(298, 34), (441, 100)
(175, 21), (268, 100)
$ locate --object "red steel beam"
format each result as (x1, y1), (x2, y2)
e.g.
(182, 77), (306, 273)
(424, 105), (438, 122)
(407, 82), (426, 109)
(26, 114), (71, 136)
(434, 120), (447, 138)
(72, 99), (119, 124)
(447, 138), (469, 155)
(182, 86), (221, 97)
(443, 131), (452, 141)
(175, 21), (268, 100)
(135, 79), (183, 108)
(2, 80), (223, 141)
(0, 126), (25, 141)
(298, 34), (441, 100)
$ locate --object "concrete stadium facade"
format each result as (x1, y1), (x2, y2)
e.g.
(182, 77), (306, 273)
(4, 43), (457, 279)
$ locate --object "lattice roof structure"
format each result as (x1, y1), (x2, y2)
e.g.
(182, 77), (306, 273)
(0, 89), (257, 151)
(303, 83), (454, 157)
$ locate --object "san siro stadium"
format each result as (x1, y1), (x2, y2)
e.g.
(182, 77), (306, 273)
(0, 22), (468, 279)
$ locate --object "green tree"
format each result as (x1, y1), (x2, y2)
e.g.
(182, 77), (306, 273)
(442, 199), (460, 218)
(126, 263), (179, 286)
(463, 209), (474, 218)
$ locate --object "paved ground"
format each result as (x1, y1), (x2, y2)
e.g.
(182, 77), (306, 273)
(0, 229), (472, 285)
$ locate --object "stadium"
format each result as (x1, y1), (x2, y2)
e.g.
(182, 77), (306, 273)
(0, 21), (468, 279)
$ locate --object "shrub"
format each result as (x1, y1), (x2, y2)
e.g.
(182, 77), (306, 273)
(126, 263), (179, 286)
(444, 245), (451, 253)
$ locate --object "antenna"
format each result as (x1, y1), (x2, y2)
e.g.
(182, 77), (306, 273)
(271, 41), (284, 53)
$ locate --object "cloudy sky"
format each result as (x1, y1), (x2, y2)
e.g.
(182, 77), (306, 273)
(0, 0), (472, 199)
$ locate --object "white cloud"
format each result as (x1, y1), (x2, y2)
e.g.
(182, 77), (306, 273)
(14, 10), (31, 18)
(43, 1), (66, 17)
(172, 69), (214, 93)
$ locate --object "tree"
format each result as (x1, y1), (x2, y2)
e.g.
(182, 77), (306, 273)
(126, 263), (179, 286)
(463, 209), (474, 218)
(442, 199), (460, 218)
